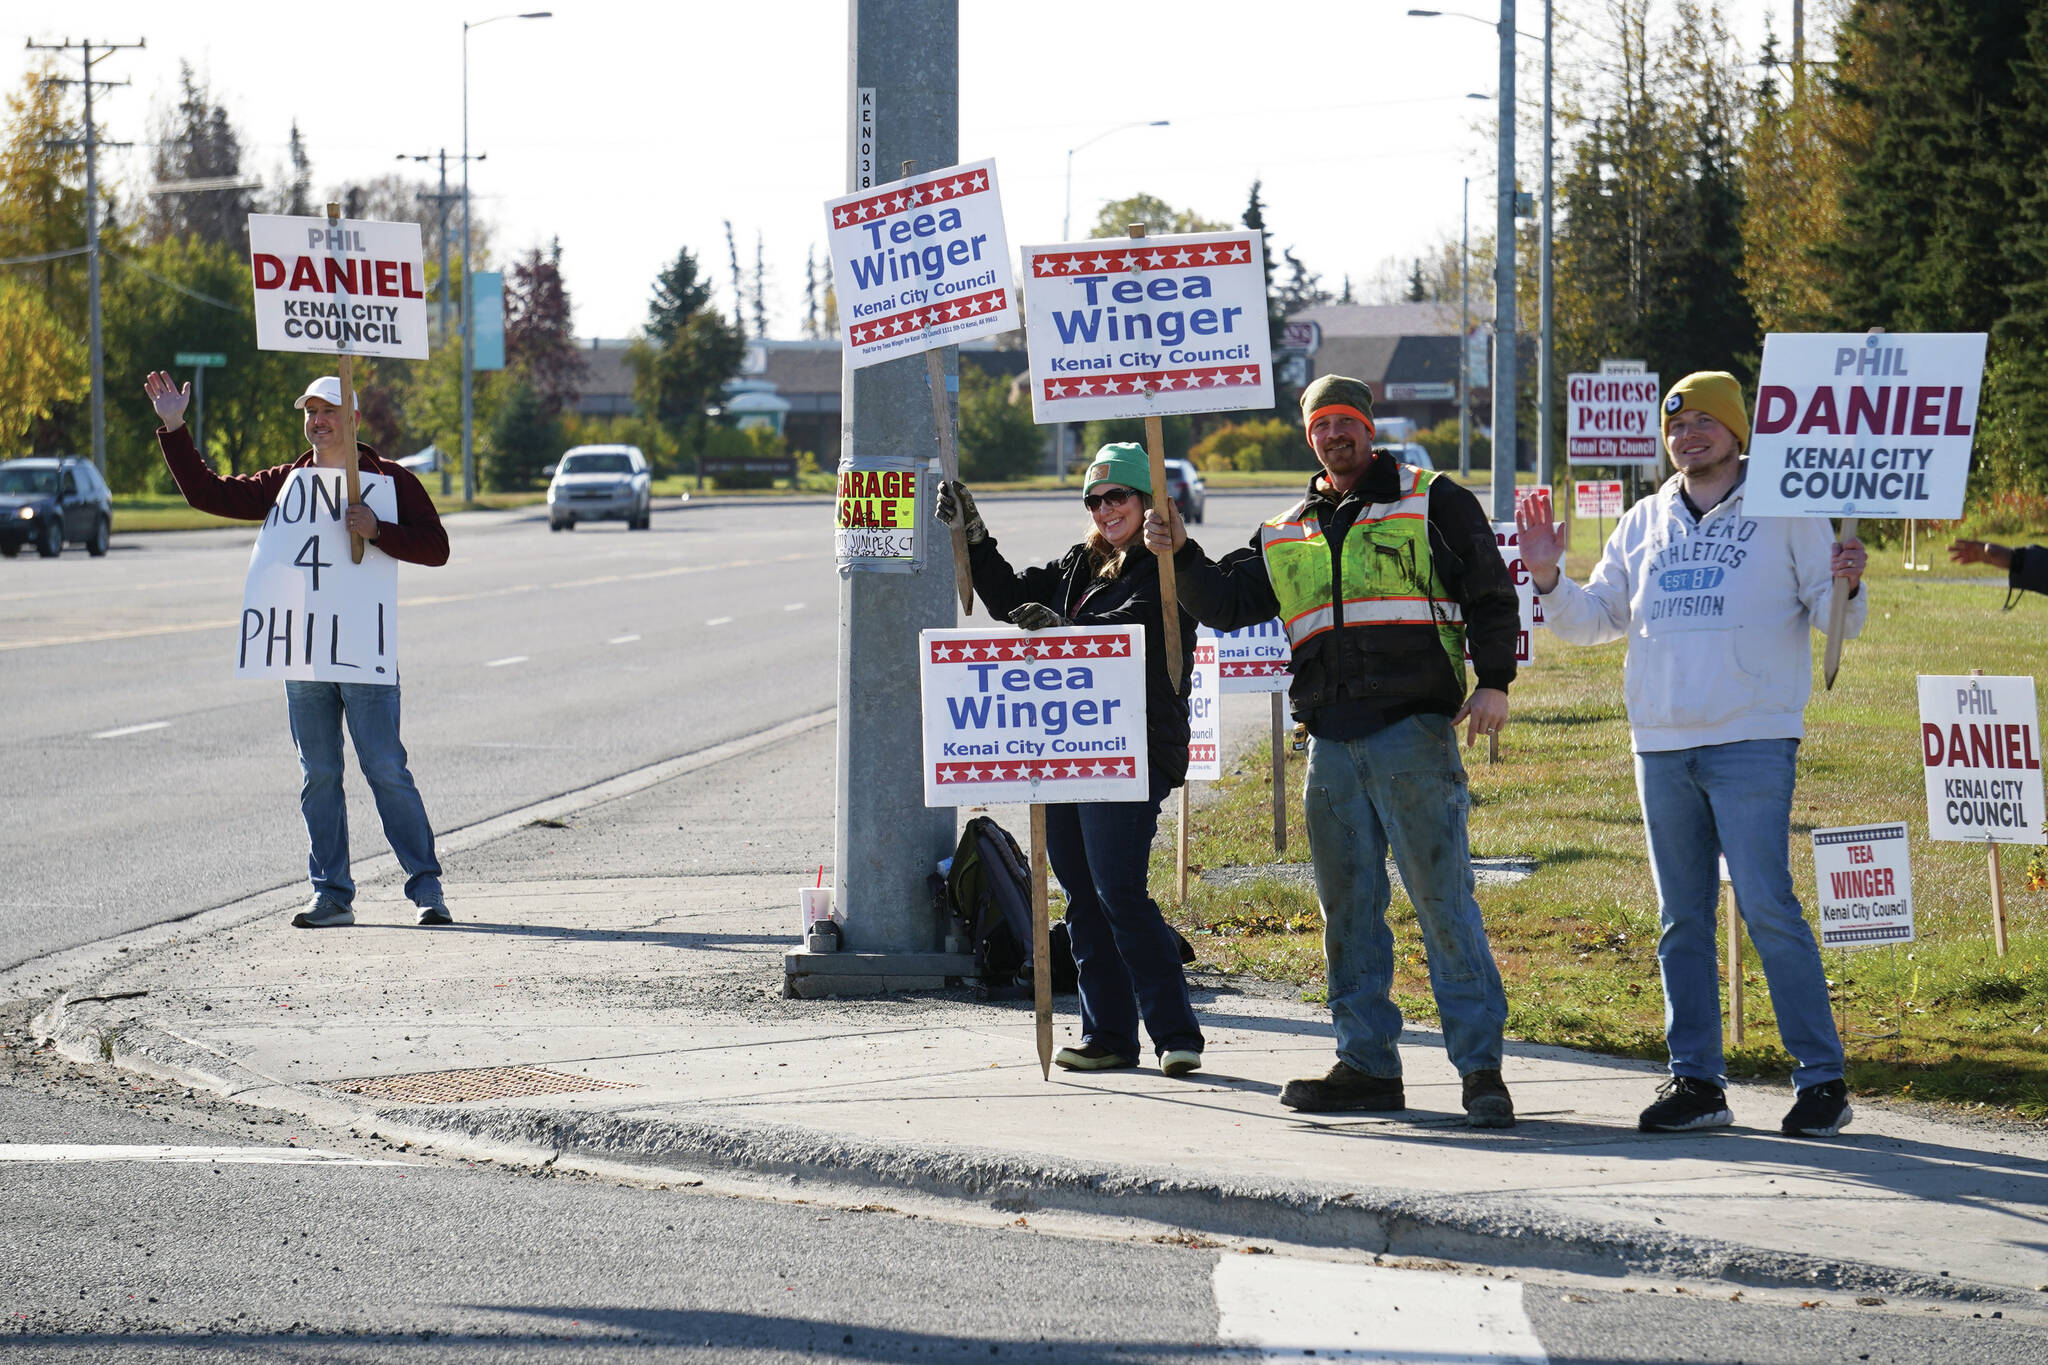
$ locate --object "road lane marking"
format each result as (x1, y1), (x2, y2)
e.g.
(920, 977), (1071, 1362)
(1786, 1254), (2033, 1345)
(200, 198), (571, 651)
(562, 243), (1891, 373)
(0, 1144), (402, 1166)
(783, 603), (805, 611)
(705, 617), (733, 626)
(91, 721), (170, 740)
(1213, 1257), (1547, 1363)
(0, 552), (824, 652)
(607, 634), (641, 645)
(484, 656), (528, 668)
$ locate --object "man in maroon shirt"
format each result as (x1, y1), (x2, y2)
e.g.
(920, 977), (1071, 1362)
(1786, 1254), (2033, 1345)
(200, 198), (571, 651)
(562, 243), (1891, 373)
(143, 370), (454, 929)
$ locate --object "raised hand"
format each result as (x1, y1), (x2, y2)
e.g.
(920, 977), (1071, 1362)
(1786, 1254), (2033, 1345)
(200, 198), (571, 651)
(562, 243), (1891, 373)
(1007, 602), (1068, 631)
(934, 478), (987, 544)
(1513, 487), (1566, 592)
(1142, 498), (1185, 556)
(143, 371), (191, 428)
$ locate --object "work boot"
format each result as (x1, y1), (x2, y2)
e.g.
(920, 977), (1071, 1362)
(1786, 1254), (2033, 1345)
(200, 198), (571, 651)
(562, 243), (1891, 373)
(1780, 1079), (1853, 1138)
(1053, 1043), (1135, 1072)
(1278, 1061), (1405, 1113)
(1638, 1076), (1734, 1132)
(1461, 1068), (1515, 1128)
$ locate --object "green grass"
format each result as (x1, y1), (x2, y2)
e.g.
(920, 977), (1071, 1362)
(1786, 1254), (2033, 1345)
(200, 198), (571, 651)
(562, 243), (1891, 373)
(1159, 516), (2048, 1122)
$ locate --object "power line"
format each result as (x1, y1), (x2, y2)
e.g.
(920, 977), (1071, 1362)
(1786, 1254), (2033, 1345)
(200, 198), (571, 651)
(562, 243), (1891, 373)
(104, 250), (241, 312)
(0, 245), (90, 267)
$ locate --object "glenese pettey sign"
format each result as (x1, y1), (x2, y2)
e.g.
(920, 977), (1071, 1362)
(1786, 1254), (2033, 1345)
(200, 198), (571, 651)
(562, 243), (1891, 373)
(248, 214), (429, 360)
(824, 158), (1016, 369)
(920, 626), (1148, 806)
(1812, 823), (1915, 948)
(238, 468), (399, 682)
(1918, 675), (2046, 844)
(1744, 332), (1988, 518)
(1566, 371), (1661, 464)
(1020, 230), (1272, 423)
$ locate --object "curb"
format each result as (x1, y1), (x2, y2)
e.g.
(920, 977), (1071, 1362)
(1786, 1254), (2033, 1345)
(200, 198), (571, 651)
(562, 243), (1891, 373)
(39, 1006), (2022, 1308)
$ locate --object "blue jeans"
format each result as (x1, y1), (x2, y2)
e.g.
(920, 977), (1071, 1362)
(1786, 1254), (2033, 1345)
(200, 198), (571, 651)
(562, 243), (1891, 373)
(285, 681), (443, 908)
(1043, 773), (1204, 1059)
(1635, 738), (1843, 1090)
(1304, 714), (1507, 1078)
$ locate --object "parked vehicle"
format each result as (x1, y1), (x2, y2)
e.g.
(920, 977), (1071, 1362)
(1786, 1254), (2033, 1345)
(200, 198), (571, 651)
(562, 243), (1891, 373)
(1162, 458), (1206, 524)
(546, 445), (652, 531)
(1374, 442), (1435, 471)
(0, 457), (112, 558)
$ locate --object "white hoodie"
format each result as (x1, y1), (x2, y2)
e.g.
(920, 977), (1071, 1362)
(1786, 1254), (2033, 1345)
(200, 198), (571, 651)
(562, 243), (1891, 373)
(1538, 467), (1867, 752)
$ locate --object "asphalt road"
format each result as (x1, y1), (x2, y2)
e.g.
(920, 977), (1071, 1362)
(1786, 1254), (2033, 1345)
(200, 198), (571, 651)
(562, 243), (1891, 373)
(0, 490), (1275, 972)
(4, 1055), (2041, 1364)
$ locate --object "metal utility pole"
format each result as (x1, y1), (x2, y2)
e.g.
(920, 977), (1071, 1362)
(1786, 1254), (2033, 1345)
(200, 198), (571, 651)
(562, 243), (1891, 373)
(1490, 1), (1519, 521)
(1459, 176), (1471, 477)
(31, 37), (143, 477)
(1538, 0), (1555, 496)
(1793, 0), (1806, 105)
(402, 148), (463, 495)
(788, 0), (969, 998)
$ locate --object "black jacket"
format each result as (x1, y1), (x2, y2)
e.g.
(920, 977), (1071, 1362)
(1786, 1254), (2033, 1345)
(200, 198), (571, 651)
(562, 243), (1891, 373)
(2009, 546), (2048, 600)
(966, 532), (1196, 786)
(1172, 456), (1520, 736)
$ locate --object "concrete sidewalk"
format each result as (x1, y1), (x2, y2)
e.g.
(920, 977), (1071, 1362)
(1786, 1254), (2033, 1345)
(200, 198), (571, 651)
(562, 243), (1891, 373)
(24, 715), (2048, 1306)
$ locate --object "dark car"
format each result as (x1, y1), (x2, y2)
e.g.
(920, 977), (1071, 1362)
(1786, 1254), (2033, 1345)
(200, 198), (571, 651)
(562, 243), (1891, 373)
(0, 457), (112, 558)
(1162, 458), (1206, 524)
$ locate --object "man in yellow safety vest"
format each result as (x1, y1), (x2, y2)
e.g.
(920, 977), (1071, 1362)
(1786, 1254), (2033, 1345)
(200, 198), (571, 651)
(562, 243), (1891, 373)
(1144, 375), (1523, 1126)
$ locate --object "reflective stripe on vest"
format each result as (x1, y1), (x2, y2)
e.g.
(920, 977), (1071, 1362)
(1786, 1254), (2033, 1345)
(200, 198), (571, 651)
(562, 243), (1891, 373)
(1257, 467), (1467, 680)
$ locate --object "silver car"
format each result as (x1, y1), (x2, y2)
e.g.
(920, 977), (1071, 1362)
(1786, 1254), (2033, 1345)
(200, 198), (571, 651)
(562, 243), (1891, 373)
(547, 445), (652, 531)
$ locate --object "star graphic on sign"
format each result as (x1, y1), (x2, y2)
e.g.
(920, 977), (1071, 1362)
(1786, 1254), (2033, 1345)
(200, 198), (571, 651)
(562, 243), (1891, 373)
(938, 766), (957, 782)
(855, 202), (872, 220)
(965, 766), (983, 781)
(966, 297), (985, 312)
(1200, 246), (1220, 263)
(927, 309), (944, 326)
(1228, 243), (1249, 261)
(969, 172), (986, 190)
(1119, 254), (1140, 271)
(1048, 380), (1069, 397)
(1064, 763), (1082, 778)
(849, 325), (866, 344)
(948, 178), (967, 196)
(1008, 642), (1029, 658)
(1172, 248), (1193, 265)
(1108, 639), (1128, 654)
(1145, 251), (1165, 268)
(1088, 761), (1106, 776)
(1089, 255), (1112, 272)
(1062, 256), (1084, 273)
(1206, 372), (1226, 386)
(1078, 379), (1097, 395)
(1035, 257), (1057, 276)
(1105, 378), (1123, 393)
(1083, 639), (1102, 655)
(1057, 640), (1077, 656)
(1237, 368), (1258, 384)
(888, 193), (906, 211)
(934, 644), (955, 661)
(1161, 373), (1181, 389)
(835, 208), (850, 227)
(947, 302), (963, 319)
(909, 187), (926, 206)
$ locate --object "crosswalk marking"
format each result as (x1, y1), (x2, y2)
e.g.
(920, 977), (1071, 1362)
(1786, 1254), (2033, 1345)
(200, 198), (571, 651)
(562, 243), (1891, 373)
(1213, 1256), (1547, 1363)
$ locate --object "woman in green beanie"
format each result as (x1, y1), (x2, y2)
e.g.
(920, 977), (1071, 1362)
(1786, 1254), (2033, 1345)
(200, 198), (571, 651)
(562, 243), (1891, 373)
(935, 444), (1205, 1077)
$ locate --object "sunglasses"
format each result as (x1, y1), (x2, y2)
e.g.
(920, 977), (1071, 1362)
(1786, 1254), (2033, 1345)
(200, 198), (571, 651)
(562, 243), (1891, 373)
(1083, 487), (1137, 511)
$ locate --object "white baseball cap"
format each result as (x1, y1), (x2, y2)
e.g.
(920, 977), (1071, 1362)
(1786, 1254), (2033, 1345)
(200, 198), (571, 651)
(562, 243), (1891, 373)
(292, 376), (359, 412)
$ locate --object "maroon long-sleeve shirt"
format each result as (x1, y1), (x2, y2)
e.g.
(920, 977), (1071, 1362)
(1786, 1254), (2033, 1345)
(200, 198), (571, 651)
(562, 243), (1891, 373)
(156, 424), (449, 567)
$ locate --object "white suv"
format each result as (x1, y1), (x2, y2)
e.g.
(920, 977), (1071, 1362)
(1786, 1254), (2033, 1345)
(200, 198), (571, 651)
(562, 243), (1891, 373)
(547, 445), (652, 531)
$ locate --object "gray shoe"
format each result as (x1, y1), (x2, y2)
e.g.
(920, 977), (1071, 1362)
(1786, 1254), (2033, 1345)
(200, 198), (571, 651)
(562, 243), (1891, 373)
(291, 897), (354, 929)
(416, 900), (454, 926)
(1461, 1068), (1516, 1128)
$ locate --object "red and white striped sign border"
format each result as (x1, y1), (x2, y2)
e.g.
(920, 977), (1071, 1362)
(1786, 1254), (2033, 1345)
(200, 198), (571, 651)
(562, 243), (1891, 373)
(1220, 660), (1288, 678)
(928, 633), (1131, 664)
(1027, 239), (1257, 278)
(848, 286), (1008, 349)
(831, 167), (992, 231)
(934, 756), (1138, 785)
(1041, 366), (1263, 403)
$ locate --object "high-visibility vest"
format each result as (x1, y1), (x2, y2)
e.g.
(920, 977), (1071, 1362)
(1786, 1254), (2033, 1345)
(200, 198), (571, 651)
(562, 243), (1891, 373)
(1256, 465), (1466, 684)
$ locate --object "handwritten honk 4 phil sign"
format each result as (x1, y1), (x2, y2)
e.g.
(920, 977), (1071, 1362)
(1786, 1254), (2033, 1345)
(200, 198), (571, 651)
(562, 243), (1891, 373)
(825, 158), (1016, 369)
(1021, 230), (1272, 424)
(249, 214), (429, 360)
(921, 626), (1147, 806)
(1918, 675), (2045, 845)
(1743, 332), (1987, 519)
(238, 468), (399, 682)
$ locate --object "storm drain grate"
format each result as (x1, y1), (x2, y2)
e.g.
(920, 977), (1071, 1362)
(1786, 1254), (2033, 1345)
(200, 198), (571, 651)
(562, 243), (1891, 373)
(325, 1065), (634, 1105)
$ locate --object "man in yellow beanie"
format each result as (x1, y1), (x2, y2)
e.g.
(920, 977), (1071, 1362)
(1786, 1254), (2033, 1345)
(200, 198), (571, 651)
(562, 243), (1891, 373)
(1516, 370), (1868, 1139)
(1144, 374), (1523, 1127)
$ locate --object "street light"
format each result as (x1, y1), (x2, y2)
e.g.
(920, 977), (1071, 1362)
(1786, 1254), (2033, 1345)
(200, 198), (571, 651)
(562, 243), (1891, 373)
(1055, 118), (1169, 482)
(1411, 3), (1547, 520)
(461, 9), (551, 505)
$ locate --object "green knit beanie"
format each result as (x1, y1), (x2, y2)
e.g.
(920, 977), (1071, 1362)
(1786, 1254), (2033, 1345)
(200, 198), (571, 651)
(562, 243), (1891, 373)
(1082, 442), (1152, 497)
(1298, 374), (1377, 437)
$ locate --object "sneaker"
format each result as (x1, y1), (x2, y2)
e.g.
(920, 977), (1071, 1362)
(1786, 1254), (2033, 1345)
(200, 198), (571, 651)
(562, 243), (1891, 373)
(1638, 1076), (1734, 1132)
(1160, 1049), (1203, 1078)
(416, 900), (454, 926)
(1781, 1079), (1853, 1137)
(1461, 1068), (1516, 1128)
(290, 897), (354, 929)
(1053, 1043), (1136, 1072)
(1279, 1061), (1405, 1113)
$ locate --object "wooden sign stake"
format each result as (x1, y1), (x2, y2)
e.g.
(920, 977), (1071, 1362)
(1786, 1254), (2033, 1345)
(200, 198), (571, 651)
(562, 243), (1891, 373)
(1271, 693), (1287, 855)
(1725, 883), (1745, 1047)
(1821, 515), (1857, 689)
(1176, 785), (1191, 905)
(1988, 839), (2009, 958)
(1126, 223), (1184, 690)
(1030, 802), (1054, 1079)
(327, 202), (365, 565)
(899, 162), (975, 617)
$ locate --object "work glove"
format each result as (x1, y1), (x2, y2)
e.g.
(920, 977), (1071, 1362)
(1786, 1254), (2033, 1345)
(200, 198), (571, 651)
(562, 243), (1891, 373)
(934, 478), (987, 545)
(1007, 602), (1068, 632)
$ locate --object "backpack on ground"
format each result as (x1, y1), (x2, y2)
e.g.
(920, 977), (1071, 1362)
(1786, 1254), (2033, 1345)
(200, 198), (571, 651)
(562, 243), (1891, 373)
(946, 816), (1035, 986)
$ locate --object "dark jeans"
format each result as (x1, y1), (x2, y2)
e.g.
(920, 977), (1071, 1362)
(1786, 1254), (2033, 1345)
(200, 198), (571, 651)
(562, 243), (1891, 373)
(285, 680), (443, 908)
(1043, 772), (1204, 1059)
